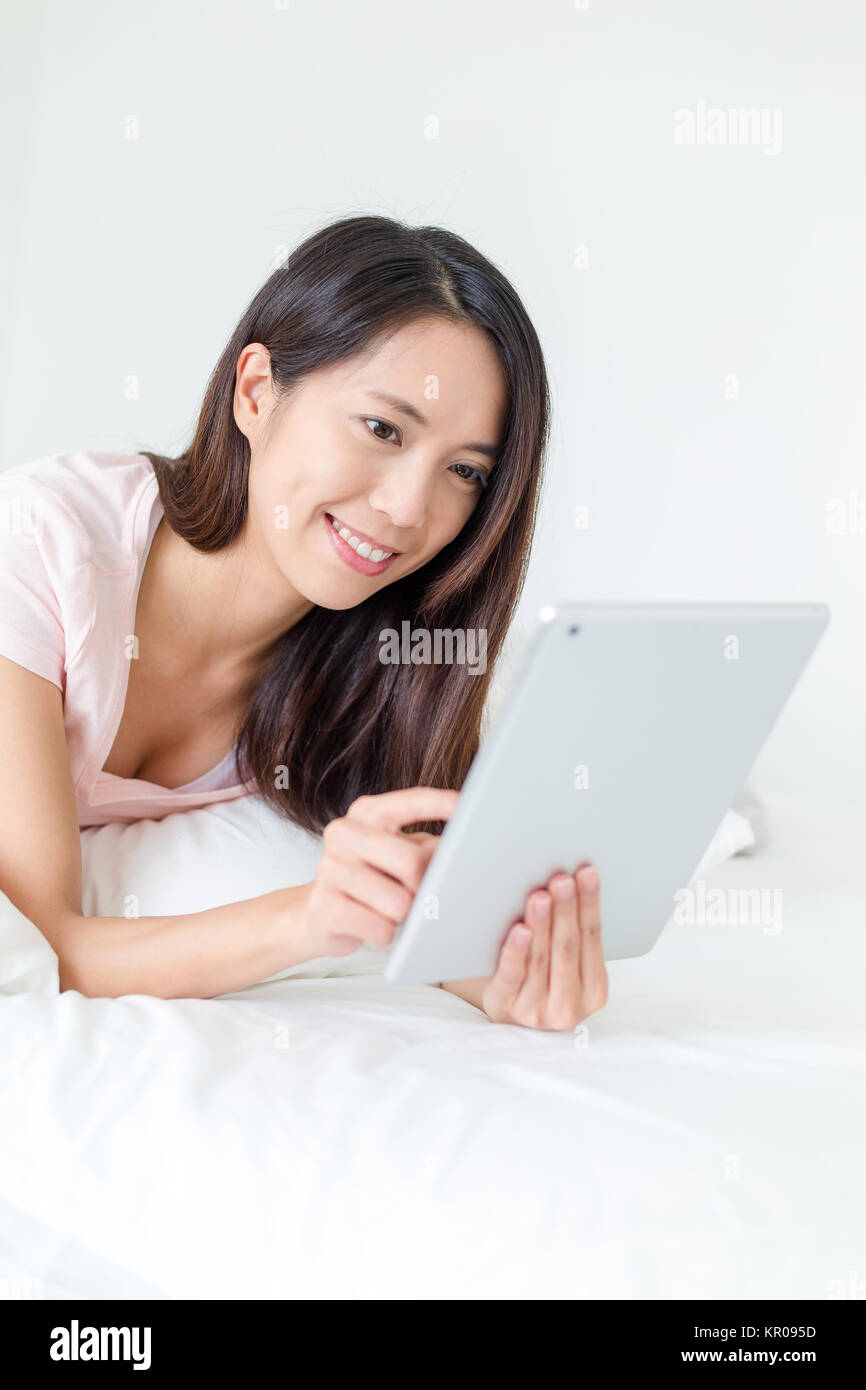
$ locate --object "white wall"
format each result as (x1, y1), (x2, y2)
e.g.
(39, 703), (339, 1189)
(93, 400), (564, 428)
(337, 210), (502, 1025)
(1, 0), (863, 806)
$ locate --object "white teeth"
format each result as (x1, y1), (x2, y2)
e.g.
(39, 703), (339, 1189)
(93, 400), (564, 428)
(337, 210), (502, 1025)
(329, 515), (394, 562)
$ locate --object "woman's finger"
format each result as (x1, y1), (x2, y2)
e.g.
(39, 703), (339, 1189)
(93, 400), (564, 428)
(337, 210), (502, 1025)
(318, 852), (414, 926)
(323, 896), (404, 951)
(483, 923), (532, 1017)
(516, 890), (552, 1009)
(324, 816), (432, 894)
(576, 864), (607, 1010)
(547, 872), (582, 1026)
(347, 787), (460, 834)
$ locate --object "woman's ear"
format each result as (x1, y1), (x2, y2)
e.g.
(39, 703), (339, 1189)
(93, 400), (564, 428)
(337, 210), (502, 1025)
(233, 344), (275, 438)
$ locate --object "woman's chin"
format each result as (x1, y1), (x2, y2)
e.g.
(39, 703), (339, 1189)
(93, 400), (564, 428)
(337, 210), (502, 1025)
(288, 572), (390, 612)
(275, 535), (400, 610)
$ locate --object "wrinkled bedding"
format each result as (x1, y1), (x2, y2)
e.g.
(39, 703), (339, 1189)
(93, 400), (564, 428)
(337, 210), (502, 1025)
(0, 786), (863, 1299)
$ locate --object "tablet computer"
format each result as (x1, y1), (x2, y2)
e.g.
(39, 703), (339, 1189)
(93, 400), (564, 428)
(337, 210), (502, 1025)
(384, 602), (830, 986)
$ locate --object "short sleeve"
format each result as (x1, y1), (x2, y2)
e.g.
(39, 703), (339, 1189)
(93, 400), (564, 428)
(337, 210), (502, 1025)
(0, 476), (66, 689)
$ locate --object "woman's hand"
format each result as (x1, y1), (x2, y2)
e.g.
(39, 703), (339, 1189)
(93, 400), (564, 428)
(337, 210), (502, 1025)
(442, 865), (608, 1030)
(296, 786), (458, 961)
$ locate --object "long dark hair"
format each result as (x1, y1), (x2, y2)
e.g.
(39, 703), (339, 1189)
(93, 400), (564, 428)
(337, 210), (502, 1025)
(140, 214), (550, 835)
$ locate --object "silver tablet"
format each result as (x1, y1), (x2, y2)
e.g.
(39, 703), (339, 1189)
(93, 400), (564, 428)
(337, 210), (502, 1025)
(384, 602), (830, 986)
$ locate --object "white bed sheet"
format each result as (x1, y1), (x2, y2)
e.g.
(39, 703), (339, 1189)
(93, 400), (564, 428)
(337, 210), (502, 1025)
(0, 786), (864, 1300)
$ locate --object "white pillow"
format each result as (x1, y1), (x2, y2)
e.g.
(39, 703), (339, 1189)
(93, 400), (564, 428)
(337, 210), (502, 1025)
(80, 794), (324, 920)
(0, 793), (756, 996)
(78, 794), (391, 987)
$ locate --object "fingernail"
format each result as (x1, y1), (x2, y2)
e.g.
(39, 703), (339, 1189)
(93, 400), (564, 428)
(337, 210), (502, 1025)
(578, 866), (599, 893)
(551, 875), (574, 899)
(530, 892), (551, 914)
(511, 925), (531, 945)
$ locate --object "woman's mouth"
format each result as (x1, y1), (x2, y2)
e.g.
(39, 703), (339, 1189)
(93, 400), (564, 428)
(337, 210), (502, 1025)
(324, 512), (401, 576)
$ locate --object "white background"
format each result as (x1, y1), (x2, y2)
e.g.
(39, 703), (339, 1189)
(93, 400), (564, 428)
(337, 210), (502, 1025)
(1, 0), (863, 807)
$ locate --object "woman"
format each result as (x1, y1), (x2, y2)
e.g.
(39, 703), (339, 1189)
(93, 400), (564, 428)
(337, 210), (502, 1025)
(0, 214), (607, 1029)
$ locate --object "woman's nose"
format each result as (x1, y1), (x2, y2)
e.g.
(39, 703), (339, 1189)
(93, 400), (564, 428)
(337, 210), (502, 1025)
(368, 467), (431, 532)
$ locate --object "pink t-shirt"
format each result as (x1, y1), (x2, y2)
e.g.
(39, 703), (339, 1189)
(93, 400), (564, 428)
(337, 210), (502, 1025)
(0, 449), (256, 826)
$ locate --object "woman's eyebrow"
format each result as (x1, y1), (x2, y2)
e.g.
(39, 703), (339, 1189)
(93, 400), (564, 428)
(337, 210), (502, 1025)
(362, 389), (500, 459)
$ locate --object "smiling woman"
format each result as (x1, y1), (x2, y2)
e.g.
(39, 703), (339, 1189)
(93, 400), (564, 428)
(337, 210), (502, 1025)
(0, 212), (576, 1015)
(142, 215), (551, 838)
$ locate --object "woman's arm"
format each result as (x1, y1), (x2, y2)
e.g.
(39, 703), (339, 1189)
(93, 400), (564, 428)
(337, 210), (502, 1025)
(56, 886), (309, 1000)
(0, 656), (314, 999)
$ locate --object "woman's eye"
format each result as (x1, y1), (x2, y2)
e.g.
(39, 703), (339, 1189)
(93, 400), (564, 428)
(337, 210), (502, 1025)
(452, 463), (489, 489)
(364, 417), (399, 443)
(362, 417), (488, 490)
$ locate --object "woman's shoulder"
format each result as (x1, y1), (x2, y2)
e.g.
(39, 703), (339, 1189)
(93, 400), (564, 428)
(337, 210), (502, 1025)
(0, 449), (157, 564)
(0, 447), (156, 507)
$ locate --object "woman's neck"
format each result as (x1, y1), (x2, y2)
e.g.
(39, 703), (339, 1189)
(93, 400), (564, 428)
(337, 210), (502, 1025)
(138, 517), (315, 683)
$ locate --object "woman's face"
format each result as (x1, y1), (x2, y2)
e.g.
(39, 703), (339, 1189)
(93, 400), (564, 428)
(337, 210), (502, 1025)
(236, 316), (509, 610)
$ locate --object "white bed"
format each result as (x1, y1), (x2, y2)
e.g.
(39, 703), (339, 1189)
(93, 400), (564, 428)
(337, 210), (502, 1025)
(0, 785), (864, 1300)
